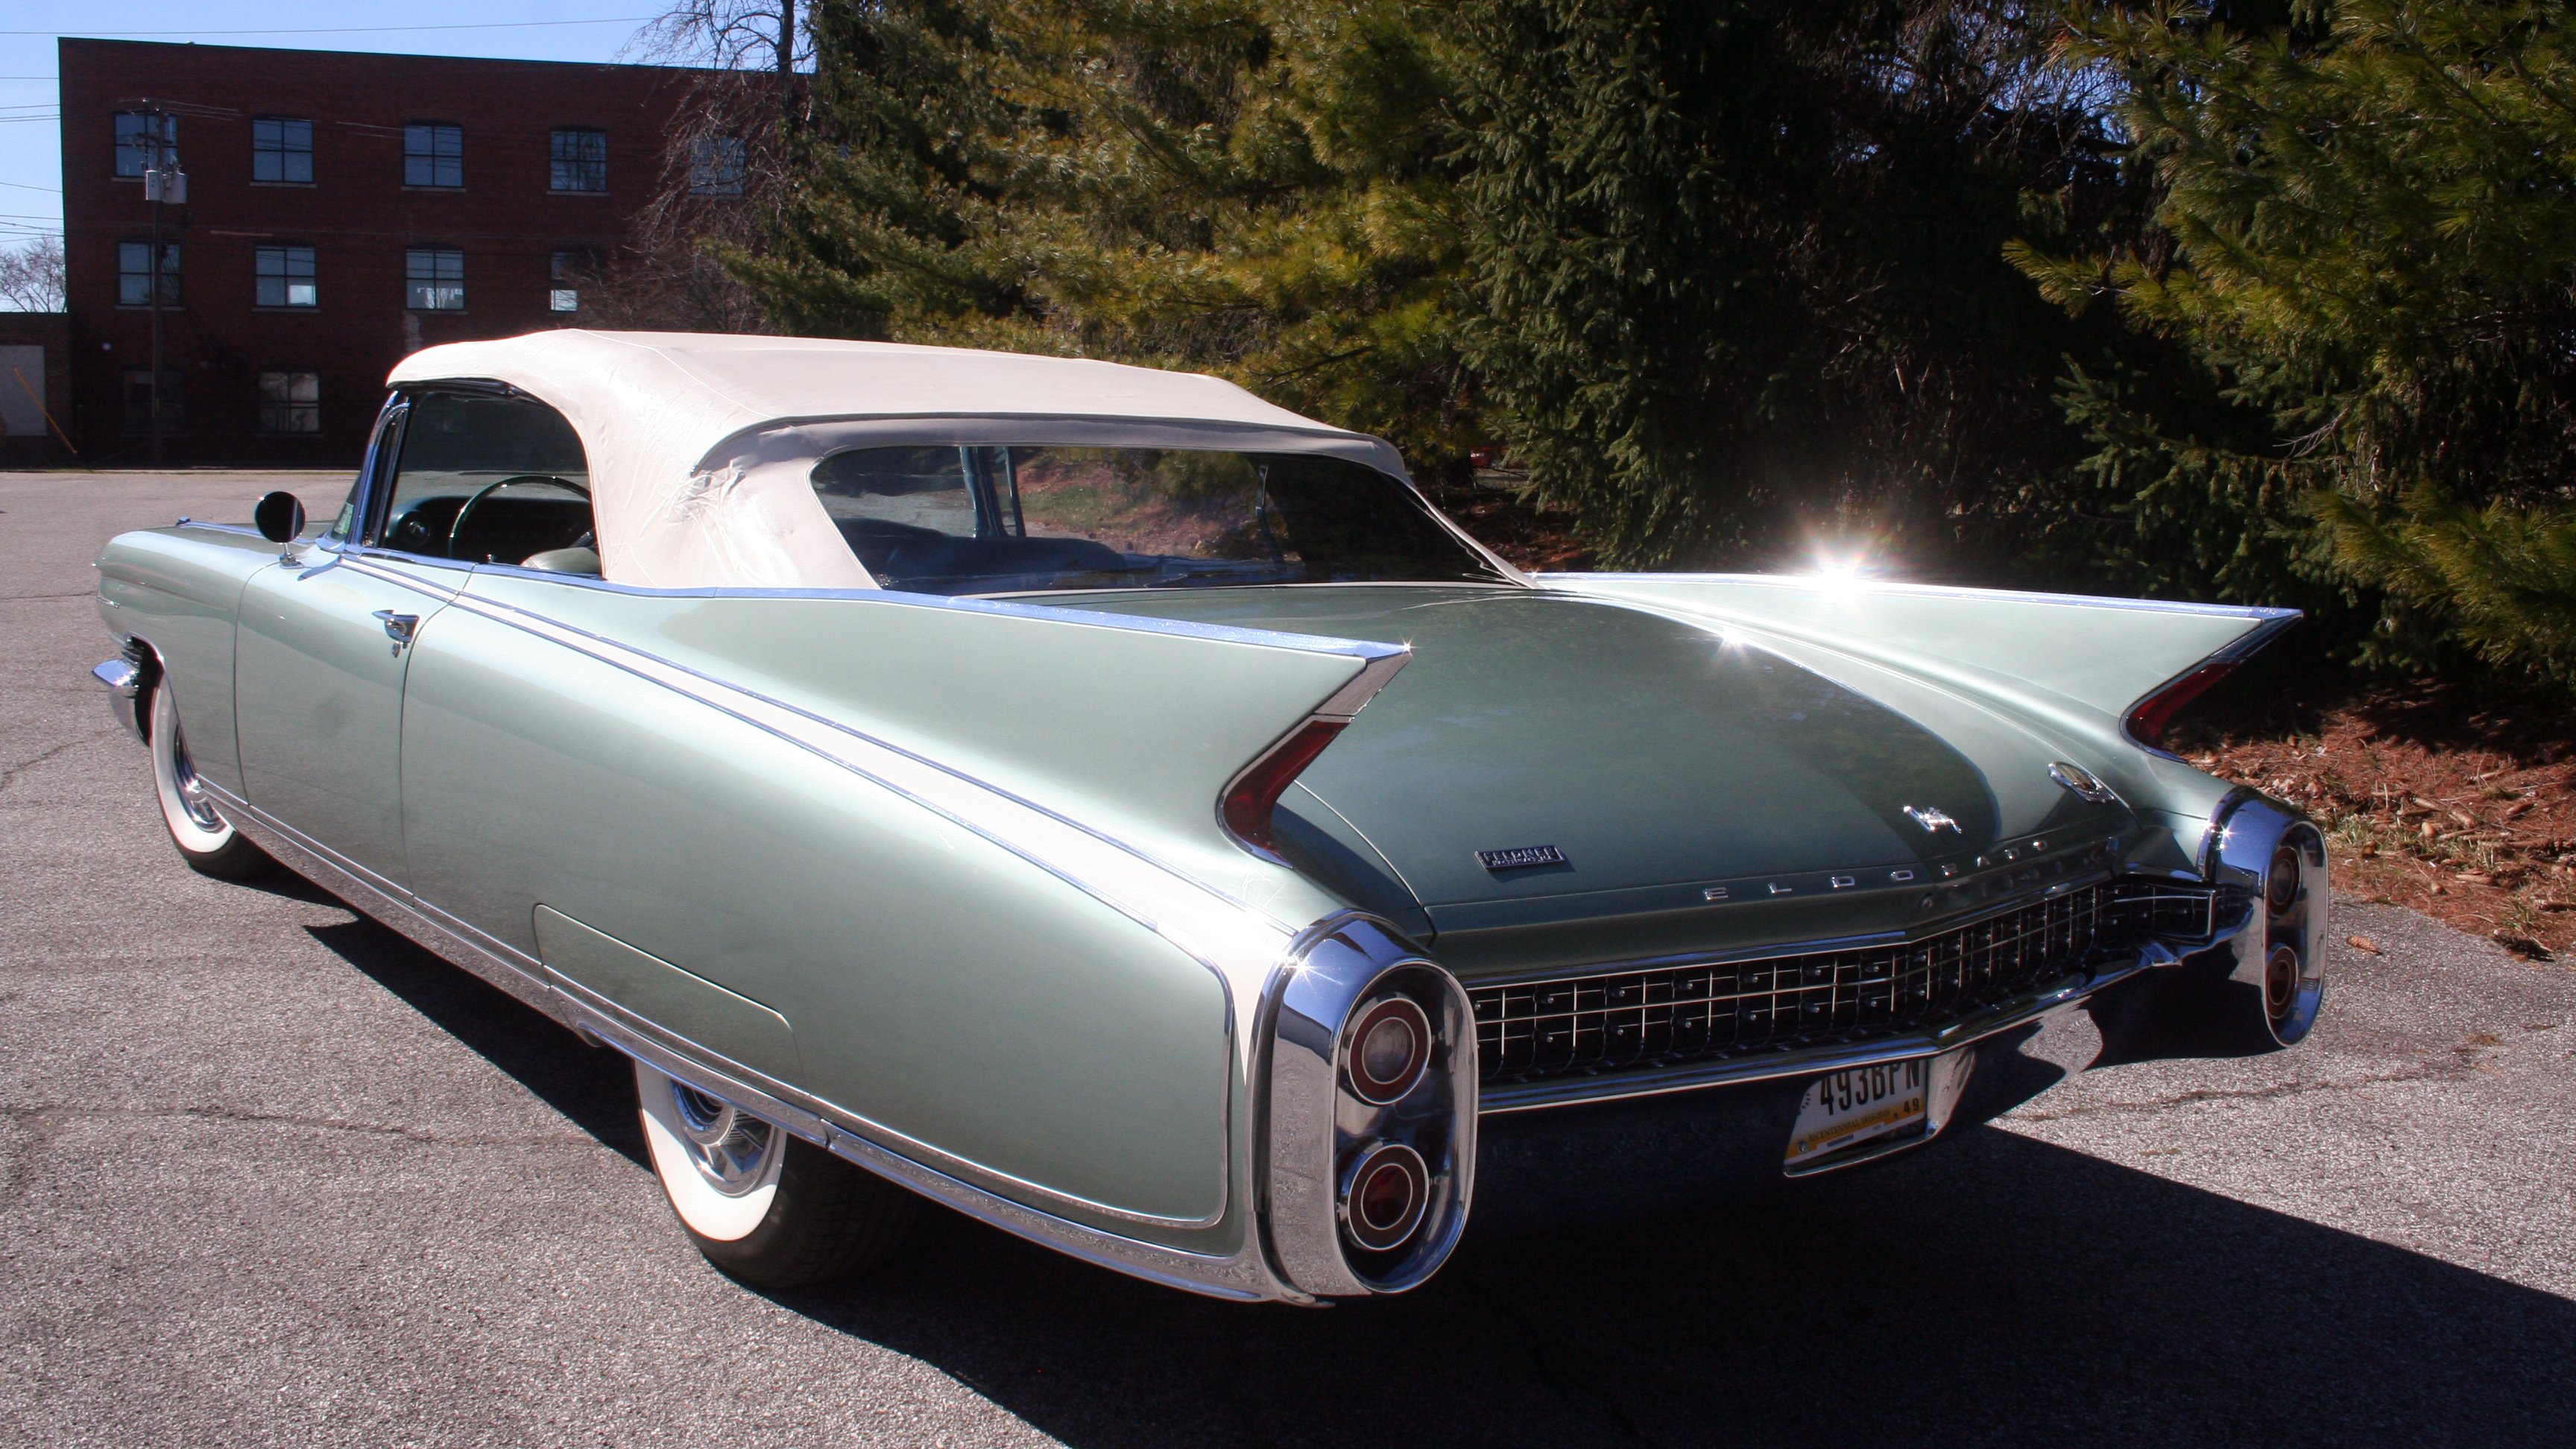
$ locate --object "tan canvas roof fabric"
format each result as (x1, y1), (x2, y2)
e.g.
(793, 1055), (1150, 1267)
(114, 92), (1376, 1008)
(387, 330), (1407, 590)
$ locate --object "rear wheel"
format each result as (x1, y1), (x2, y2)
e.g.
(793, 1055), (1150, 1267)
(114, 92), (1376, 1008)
(148, 681), (271, 880)
(634, 1059), (918, 1289)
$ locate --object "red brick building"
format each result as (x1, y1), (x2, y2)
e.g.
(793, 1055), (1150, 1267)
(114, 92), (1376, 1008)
(58, 39), (726, 464)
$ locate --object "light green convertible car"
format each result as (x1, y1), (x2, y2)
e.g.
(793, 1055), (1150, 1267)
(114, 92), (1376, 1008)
(90, 332), (2328, 1303)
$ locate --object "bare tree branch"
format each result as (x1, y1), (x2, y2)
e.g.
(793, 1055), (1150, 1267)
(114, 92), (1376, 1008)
(0, 236), (64, 312)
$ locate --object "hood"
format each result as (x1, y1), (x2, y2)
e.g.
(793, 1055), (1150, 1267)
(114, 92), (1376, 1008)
(1046, 585), (2134, 915)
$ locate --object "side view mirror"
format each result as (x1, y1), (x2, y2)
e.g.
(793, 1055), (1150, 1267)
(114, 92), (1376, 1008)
(253, 490), (306, 544)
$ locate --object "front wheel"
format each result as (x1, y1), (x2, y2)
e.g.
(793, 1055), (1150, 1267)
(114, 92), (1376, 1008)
(148, 681), (271, 880)
(634, 1059), (918, 1289)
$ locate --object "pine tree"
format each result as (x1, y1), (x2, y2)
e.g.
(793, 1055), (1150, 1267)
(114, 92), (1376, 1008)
(2018, 0), (2576, 684)
(727, 0), (1483, 467)
(1449, 0), (2126, 569)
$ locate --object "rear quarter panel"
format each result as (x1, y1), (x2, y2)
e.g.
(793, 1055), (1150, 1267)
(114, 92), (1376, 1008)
(397, 581), (1389, 1243)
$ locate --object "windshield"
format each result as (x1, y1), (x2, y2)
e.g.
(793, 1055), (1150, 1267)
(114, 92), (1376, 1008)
(809, 445), (1509, 595)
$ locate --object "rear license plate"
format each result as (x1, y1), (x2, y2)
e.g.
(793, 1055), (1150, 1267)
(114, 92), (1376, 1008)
(1784, 1059), (1930, 1169)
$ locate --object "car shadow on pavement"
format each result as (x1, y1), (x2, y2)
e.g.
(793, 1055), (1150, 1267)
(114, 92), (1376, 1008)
(769, 1131), (2573, 1448)
(300, 915), (2573, 1447)
(301, 917), (646, 1166)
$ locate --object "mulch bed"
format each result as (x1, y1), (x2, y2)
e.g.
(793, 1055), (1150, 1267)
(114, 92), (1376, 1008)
(2169, 680), (2576, 964)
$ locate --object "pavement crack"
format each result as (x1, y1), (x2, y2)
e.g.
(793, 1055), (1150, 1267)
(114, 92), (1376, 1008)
(2001, 1058), (2479, 1124)
(0, 730), (116, 795)
(0, 1101), (593, 1149)
(0, 590), (92, 602)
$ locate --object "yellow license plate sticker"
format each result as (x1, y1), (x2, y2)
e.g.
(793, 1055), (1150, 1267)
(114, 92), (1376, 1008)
(1785, 1060), (1929, 1169)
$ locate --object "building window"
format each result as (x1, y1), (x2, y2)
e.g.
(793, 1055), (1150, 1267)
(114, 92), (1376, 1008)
(689, 136), (745, 195)
(259, 371), (321, 434)
(549, 128), (608, 193)
(255, 245), (318, 308)
(113, 113), (176, 178)
(121, 370), (183, 435)
(405, 248), (465, 310)
(116, 241), (181, 306)
(548, 249), (598, 312)
(251, 118), (315, 183)
(403, 124), (463, 188)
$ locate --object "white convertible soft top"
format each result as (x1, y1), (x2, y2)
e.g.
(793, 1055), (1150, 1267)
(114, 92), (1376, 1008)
(388, 330), (1410, 590)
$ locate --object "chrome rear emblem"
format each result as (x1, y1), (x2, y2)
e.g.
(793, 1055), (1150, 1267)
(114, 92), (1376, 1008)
(1903, 804), (1962, 834)
(2049, 761), (2121, 804)
(1477, 844), (1567, 871)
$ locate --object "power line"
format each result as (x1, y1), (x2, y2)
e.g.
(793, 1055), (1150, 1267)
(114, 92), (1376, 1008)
(10, 19), (654, 38)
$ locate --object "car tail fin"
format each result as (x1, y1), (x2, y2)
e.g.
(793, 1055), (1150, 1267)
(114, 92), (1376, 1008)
(1540, 572), (2298, 758)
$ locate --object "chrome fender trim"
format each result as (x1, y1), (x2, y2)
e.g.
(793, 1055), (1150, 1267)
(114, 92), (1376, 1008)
(2200, 788), (2331, 1044)
(206, 783), (1306, 1301)
(1259, 914), (1477, 1298)
(203, 783), (572, 1027)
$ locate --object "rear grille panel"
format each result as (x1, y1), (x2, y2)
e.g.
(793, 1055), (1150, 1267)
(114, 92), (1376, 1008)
(1471, 878), (2215, 1088)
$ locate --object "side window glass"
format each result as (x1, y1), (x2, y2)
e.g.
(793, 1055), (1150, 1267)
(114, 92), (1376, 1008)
(329, 405), (399, 542)
(811, 446), (986, 580)
(380, 391), (596, 571)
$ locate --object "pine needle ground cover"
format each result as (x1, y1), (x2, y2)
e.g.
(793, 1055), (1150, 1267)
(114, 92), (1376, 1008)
(2172, 683), (2576, 963)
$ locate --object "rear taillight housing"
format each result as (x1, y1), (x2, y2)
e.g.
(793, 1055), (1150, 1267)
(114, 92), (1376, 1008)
(2124, 662), (2238, 754)
(1220, 718), (1346, 859)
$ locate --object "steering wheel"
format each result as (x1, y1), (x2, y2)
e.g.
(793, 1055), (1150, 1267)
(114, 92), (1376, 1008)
(447, 475), (592, 560)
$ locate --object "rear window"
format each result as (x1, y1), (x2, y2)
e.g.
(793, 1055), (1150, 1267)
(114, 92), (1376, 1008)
(809, 445), (1506, 596)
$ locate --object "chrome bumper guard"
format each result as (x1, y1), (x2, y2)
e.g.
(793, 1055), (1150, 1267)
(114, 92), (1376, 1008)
(92, 645), (148, 742)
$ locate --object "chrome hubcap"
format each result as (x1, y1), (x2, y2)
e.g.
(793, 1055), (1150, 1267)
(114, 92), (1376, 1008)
(669, 1082), (779, 1196)
(166, 722), (224, 833)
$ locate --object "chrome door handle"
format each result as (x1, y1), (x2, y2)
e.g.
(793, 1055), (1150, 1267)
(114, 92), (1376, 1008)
(373, 610), (420, 644)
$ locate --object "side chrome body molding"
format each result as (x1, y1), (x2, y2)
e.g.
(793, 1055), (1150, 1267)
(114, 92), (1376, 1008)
(186, 748), (1473, 1304)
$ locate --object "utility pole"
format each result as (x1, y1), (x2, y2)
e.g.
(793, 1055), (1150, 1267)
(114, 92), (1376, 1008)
(777, 0), (797, 130)
(139, 111), (185, 467)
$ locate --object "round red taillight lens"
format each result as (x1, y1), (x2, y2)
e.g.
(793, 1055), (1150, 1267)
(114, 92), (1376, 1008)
(1346, 996), (1432, 1104)
(2264, 944), (2302, 1022)
(2267, 846), (2303, 914)
(1343, 1142), (1430, 1251)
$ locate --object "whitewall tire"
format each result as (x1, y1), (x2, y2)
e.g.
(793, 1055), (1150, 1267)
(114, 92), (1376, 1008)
(634, 1059), (918, 1288)
(148, 681), (271, 880)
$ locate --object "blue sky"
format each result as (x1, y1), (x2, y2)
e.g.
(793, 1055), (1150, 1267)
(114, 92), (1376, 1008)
(1, 3), (682, 247)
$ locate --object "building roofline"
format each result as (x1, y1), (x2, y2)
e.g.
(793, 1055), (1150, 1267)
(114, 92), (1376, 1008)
(54, 35), (754, 80)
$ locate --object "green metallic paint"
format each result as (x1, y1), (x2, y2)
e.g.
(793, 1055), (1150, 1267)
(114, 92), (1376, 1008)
(93, 514), (2296, 1262)
(234, 556), (455, 885)
(1038, 582), (2232, 977)
(534, 906), (801, 1083)
(92, 526), (278, 794)
(397, 587), (1241, 1234)
(458, 572), (1382, 924)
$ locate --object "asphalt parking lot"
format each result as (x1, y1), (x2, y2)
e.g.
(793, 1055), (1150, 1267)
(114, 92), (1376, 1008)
(4, 470), (2572, 1448)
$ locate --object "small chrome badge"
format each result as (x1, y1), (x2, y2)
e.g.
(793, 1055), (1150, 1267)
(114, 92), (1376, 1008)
(1903, 804), (1962, 833)
(1702, 886), (1730, 902)
(2050, 761), (2121, 804)
(1477, 844), (1567, 871)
